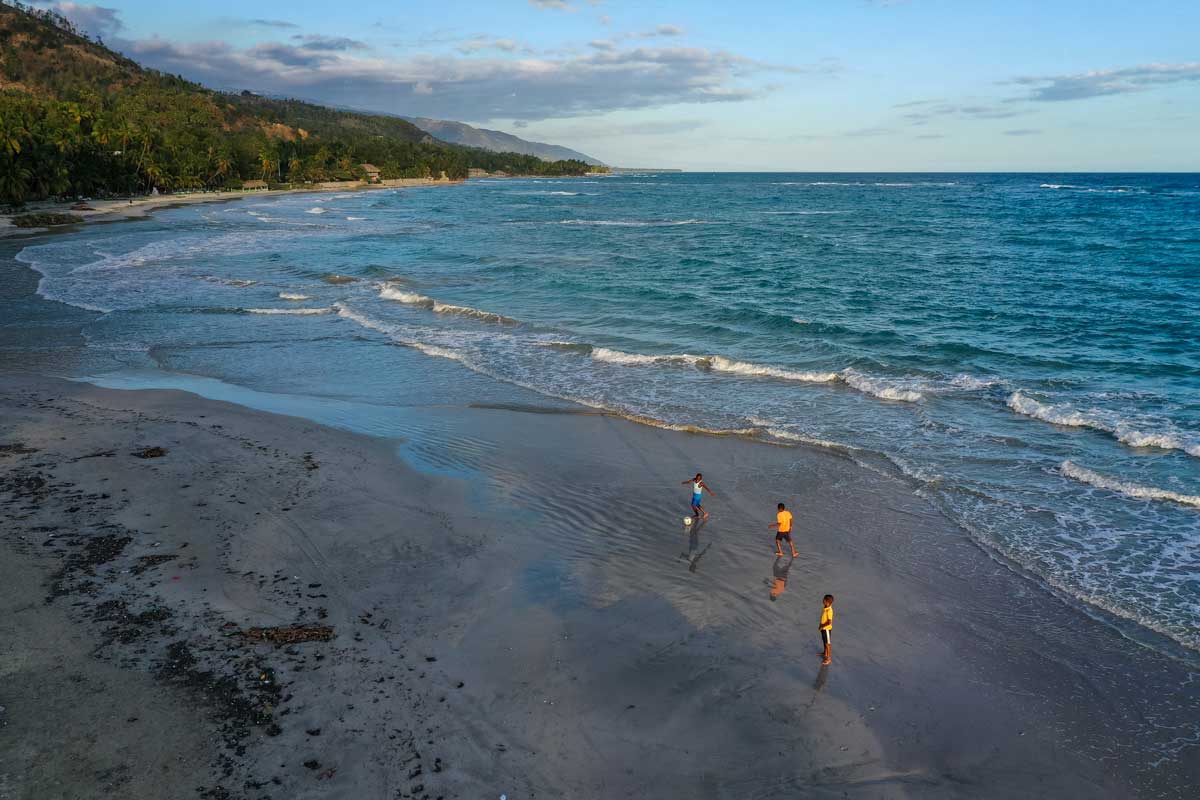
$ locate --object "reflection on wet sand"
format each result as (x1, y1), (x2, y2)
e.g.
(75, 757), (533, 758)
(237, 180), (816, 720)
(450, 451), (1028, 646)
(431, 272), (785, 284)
(768, 555), (793, 601)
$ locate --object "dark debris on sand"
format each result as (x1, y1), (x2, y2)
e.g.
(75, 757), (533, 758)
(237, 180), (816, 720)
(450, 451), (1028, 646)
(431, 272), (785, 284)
(238, 624), (334, 645)
(158, 641), (283, 750)
(131, 446), (169, 459)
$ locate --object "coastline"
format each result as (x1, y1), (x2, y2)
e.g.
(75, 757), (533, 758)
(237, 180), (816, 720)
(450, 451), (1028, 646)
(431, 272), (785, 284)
(0, 176), (463, 239)
(2, 373), (1197, 798)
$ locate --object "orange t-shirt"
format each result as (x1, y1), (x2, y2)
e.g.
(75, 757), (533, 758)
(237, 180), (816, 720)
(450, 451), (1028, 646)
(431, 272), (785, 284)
(776, 510), (793, 533)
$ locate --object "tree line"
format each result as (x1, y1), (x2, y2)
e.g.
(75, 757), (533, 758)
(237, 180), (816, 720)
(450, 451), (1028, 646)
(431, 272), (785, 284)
(0, 2), (595, 205)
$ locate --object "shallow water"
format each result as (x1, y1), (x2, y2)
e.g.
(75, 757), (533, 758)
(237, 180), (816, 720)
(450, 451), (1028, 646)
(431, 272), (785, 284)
(8, 172), (1200, 651)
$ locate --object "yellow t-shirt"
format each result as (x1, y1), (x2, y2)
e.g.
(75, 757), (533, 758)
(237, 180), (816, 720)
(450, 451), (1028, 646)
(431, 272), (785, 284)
(776, 510), (793, 533)
(820, 606), (833, 630)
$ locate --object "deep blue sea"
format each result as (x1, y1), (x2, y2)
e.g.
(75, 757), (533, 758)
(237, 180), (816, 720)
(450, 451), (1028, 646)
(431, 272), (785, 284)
(11, 173), (1200, 652)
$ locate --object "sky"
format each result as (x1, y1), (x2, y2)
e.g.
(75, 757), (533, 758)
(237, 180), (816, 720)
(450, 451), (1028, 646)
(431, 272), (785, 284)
(35, 0), (1200, 170)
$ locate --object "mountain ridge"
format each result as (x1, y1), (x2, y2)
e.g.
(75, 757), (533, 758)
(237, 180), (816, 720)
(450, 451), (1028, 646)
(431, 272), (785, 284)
(403, 117), (605, 167)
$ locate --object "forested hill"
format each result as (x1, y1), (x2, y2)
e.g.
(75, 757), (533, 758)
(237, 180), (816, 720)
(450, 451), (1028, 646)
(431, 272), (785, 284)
(0, 2), (595, 205)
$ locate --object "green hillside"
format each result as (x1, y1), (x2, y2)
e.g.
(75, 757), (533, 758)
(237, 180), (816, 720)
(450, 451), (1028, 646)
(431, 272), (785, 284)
(0, 1), (592, 204)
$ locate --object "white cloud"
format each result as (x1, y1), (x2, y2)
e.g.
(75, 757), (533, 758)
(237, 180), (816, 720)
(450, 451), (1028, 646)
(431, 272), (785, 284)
(457, 36), (523, 54)
(1013, 62), (1200, 101)
(125, 39), (787, 122)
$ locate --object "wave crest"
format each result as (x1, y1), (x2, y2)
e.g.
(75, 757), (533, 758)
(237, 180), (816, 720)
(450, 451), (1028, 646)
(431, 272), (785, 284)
(580, 346), (917, 400)
(1008, 393), (1199, 457)
(245, 307), (334, 315)
(1061, 461), (1200, 509)
(377, 285), (519, 324)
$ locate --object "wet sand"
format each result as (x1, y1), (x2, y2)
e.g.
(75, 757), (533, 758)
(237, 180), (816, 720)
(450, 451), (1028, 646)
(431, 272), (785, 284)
(1, 374), (1197, 799)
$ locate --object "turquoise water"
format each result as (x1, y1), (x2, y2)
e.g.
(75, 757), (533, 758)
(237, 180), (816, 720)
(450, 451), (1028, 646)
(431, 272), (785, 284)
(10, 173), (1200, 652)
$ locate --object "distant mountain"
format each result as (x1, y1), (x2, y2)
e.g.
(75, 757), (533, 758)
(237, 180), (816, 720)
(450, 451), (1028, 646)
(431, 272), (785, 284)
(404, 118), (605, 167)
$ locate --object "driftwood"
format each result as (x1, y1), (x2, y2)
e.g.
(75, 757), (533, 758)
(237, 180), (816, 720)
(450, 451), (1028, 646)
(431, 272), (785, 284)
(239, 624), (334, 645)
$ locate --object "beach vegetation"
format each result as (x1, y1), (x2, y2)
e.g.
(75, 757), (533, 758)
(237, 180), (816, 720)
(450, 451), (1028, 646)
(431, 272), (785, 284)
(11, 210), (76, 226)
(0, 2), (593, 205)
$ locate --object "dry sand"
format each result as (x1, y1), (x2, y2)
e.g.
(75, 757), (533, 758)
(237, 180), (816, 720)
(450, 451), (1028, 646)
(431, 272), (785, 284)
(1, 375), (1197, 799)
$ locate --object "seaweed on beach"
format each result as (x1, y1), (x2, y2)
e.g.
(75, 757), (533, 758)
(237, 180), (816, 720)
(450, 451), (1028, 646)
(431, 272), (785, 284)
(11, 212), (77, 228)
(129, 553), (178, 575)
(93, 599), (175, 645)
(0, 442), (39, 456)
(131, 446), (169, 459)
(238, 624), (334, 645)
(157, 641), (283, 750)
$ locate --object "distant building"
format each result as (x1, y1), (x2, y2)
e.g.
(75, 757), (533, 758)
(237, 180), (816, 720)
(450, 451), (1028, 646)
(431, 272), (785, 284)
(360, 164), (382, 183)
(242, 179), (268, 191)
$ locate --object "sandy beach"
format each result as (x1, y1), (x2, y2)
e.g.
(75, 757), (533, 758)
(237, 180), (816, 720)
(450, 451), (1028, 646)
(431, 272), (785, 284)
(0, 178), (461, 239)
(2, 373), (1197, 799)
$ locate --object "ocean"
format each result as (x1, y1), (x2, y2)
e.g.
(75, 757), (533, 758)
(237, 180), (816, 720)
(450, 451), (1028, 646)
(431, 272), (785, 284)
(8, 172), (1200, 653)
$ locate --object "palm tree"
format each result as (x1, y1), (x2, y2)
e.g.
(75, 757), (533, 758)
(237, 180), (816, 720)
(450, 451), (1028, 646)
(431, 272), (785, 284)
(0, 155), (31, 204)
(258, 148), (275, 182)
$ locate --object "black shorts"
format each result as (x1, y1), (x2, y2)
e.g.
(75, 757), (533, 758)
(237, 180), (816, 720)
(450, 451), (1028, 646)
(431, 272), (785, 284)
(820, 629), (831, 646)
(775, 530), (793, 542)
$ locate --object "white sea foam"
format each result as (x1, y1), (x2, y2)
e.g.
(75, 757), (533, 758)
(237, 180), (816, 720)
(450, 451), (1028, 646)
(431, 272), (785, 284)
(378, 285), (433, 306)
(1008, 393), (1200, 457)
(245, 307), (334, 316)
(305, 207), (327, 215)
(346, 216), (367, 221)
(1060, 461), (1200, 509)
(950, 373), (1003, 390)
(377, 285), (518, 324)
(761, 210), (849, 215)
(586, 348), (915, 400)
(556, 219), (708, 227)
(200, 276), (257, 287)
(840, 369), (924, 402)
(334, 304), (481, 366)
(762, 427), (851, 451)
(708, 356), (839, 383)
(278, 292), (312, 301)
(590, 347), (697, 366)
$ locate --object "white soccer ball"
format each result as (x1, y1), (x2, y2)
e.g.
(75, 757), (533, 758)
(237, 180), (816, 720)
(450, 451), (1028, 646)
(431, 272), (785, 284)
(683, 516), (693, 527)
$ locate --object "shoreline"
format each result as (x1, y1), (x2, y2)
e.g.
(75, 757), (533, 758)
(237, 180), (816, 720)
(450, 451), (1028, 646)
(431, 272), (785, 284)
(2, 373), (1197, 798)
(0, 177), (464, 238)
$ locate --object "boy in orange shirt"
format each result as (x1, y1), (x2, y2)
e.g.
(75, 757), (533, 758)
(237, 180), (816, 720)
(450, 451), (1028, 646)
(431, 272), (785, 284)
(768, 502), (798, 558)
(819, 594), (834, 665)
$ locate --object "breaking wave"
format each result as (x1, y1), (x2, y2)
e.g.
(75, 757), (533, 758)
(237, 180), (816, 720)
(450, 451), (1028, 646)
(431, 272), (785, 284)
(1061, 461), (1200, 509)
(377, 285), (519, 325)
(1008, 393), (1200, 457)
(245, 307), (335, 315)
(555, 344), (921, 401)
(278, 292), (312, 301)
(556, 219), (709, 227)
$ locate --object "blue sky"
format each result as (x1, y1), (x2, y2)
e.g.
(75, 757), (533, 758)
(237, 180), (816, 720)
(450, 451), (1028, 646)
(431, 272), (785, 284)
(41, 0), (1200, 170)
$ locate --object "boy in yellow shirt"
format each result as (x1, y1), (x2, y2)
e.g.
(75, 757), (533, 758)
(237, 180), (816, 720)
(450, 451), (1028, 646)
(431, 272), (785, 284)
(769, 502), (798, 558)
(819, 594), (834, 665)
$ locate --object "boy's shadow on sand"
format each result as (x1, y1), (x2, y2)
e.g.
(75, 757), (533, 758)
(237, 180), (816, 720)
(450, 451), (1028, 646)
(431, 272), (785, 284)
(680, 517), (712, 573)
